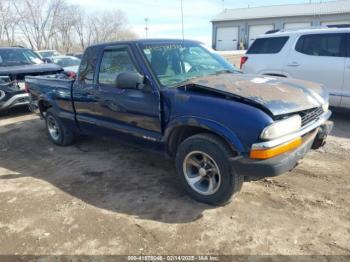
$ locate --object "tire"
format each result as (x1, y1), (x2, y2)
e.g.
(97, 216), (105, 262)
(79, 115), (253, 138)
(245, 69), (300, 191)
(45, 108), (74, 146)
(175, 133), (243, 206)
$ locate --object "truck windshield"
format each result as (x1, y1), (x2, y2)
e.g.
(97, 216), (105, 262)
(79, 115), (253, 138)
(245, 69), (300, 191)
(141, 42), (238, 87)
(0, 49), (44, 66)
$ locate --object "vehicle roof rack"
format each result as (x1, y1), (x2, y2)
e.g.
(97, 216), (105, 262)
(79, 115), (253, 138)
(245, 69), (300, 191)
(11, 45), (25, 48)
(327, 24), (350, 28)
(265, 25), (350, 34)
(265, 29), (281, 34)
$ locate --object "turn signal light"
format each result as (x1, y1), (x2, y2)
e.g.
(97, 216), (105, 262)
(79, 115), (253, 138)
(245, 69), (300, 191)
(250, 137), (302, 159)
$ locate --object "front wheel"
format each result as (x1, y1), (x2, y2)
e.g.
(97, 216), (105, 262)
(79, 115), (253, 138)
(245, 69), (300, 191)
(175, 133), (243, 206)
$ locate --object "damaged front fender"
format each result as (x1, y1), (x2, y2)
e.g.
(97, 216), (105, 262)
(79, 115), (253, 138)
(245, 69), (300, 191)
(164, 116), (246, 155)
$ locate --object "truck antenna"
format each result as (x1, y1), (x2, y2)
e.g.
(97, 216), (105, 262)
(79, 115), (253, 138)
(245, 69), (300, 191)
(145, 18), (149, 39)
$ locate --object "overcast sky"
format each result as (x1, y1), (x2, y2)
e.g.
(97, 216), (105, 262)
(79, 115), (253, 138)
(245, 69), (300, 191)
(69, 0), (314, 45)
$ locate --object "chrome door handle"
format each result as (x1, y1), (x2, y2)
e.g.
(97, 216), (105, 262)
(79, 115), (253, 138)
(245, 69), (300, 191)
(287, 62), (300, 67)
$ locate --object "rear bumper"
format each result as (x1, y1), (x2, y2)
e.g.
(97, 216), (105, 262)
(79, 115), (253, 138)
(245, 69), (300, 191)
(232, 121), (333, 178)
(0, 93), (30, 111)
(28, 97), (40, 114)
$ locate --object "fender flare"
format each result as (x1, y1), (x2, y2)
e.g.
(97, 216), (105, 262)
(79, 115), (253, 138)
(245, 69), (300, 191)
(37, 93), (72, 121)
(164, 116), (246, 154)
(37, 93), (58, 113)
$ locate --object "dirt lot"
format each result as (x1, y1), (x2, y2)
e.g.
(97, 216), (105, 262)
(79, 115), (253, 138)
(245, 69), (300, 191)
(0, 106), (349, 256)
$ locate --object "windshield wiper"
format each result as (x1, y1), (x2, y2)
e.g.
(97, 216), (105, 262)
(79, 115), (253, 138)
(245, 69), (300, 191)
(212, 69), (236, 75)
(171, 75), (207, 88)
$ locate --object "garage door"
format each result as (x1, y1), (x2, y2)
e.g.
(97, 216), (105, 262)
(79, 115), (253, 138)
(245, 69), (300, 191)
(216, 27), (239, 51)
(284, 22), (311, 30)
(321, 21), (350, 27)
(249, 25), (274, 46)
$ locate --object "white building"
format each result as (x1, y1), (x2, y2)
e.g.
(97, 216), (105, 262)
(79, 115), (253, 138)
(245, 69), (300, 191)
(212, 0), (350, 51)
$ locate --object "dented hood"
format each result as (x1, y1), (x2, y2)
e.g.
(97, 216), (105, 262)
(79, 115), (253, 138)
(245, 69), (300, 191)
(183, 73), (329, 116)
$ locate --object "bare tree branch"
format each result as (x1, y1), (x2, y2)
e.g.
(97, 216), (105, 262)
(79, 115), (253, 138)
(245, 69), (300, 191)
(0, 0), (137, 52)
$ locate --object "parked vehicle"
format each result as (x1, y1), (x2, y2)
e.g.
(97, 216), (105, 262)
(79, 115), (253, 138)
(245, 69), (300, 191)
(26, 39), (333, 205)
(241, 27), (350, 109)
(36, 50), (61, 59)
(66, 52), (83, 59)
(0, 47), (62, 112)
(50, 55), (81, 73)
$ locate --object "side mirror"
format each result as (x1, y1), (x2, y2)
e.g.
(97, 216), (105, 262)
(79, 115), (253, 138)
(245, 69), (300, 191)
(116, 71), (144, 90)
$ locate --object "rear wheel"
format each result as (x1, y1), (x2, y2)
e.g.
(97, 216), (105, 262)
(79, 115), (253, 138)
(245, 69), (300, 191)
(45, 108), (74, 146)
(175, 133), (243, 206)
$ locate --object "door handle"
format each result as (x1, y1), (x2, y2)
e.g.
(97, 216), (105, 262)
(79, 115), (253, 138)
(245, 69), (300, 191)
(287, 62), (300, 67)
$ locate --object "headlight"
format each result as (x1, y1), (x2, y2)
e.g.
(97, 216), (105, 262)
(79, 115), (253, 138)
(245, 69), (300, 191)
(261, 115), (302, 140)
(322, 102), (329, 112)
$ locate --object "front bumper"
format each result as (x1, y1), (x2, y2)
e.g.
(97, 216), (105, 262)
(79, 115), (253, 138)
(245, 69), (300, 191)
(0, 93), (30, 111)
(232, 120), (333, 178)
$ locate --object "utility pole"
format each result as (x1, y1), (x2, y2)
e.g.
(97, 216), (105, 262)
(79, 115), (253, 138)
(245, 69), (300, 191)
(181, 0), (185, 40)
(145, 18), (149, 39)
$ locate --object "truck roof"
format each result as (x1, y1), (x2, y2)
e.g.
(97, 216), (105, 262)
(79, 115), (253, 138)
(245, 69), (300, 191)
(89, 38), (203, 48)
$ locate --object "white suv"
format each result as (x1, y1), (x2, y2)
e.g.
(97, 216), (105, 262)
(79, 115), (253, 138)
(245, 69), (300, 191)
(241, 28), (350, 109)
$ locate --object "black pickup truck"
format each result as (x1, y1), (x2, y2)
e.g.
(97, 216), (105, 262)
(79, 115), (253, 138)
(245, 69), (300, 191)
(0, 47), (62, 112)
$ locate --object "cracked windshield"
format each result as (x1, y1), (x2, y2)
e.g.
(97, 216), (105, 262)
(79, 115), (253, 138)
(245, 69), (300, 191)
(142, 42), (238, 87)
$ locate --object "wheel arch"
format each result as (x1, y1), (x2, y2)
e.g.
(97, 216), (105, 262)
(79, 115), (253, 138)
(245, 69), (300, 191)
(38, 99), (52, 117)
(164, 117), (245, 157)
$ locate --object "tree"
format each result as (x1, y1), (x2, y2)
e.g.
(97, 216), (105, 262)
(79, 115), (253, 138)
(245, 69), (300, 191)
(74, 9), (137, 50)
(0, 0), (17, 46)
(0, 0), (137, 52)
(13, 0), (66, 49)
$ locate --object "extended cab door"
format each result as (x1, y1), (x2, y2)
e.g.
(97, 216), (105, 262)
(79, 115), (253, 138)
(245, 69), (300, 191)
(283, 33), (346, 107)
(72, 45), (102, 134)
(93, 44), (162, 144)
(341, 34), (350, 108)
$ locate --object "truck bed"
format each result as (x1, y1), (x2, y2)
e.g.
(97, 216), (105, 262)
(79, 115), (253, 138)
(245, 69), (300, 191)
(26, 74), (75, 117)
(26, 74), (74, 91)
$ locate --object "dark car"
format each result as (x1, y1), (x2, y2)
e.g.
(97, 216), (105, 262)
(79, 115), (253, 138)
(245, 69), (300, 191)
(26, 39), (333, 205)
(0, 47), (62, 112)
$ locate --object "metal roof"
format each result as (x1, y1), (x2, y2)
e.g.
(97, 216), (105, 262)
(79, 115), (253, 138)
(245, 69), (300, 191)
(212, 0), (350, 22)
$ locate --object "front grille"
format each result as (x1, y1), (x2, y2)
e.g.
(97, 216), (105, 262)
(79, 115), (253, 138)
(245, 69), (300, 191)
(299, 107), (324, 127)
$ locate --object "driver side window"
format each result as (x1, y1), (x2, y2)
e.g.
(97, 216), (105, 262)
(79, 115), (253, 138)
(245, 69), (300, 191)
(98, 47), (137, 86)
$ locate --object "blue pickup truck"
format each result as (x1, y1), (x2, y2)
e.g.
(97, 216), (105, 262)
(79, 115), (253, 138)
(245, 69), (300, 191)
(26, 39), (333, 205)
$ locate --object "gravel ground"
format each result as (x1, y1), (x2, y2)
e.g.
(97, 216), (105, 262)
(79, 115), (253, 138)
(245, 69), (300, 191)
(0, 106), (349, 256)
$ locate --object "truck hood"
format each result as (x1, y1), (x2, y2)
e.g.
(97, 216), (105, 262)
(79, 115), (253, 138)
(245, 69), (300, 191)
(0, 63), (62, 76)
(182, 73), (329, 116)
